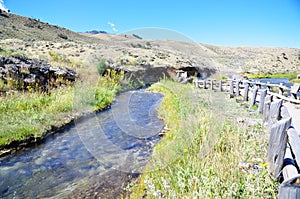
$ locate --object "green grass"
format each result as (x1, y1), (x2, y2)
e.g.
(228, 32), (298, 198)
(48, 50), (72, 65)
(97, 58), (107, 75)
(245, 72), (298, 80)
(0, 43), (126, 148)
(245, 72), (300, 84)
(129, 80), (277, 198)
(0, 71), (122, 147)
(0, 46), (28, 57)
(290, 78), (300, 84)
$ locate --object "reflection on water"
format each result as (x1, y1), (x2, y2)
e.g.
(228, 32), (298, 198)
(0, 90), (164, 198)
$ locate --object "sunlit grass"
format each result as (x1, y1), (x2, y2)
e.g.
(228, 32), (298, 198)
(129, 80), (278, 198)
(0, 70), (123, 147)
(245, 72), (298, 80)
(290, 78), (300, 83)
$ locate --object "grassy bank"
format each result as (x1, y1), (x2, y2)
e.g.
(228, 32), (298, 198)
(129, 80), (277, 198)
(0, 70), (123, 148)
(245, 72), (298, 80)
(246, 71), (300, 83)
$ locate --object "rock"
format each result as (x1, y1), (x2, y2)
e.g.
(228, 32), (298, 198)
(104, 59), (215, 88)
(239, 162), (251, 170)
(0, 55), (77, 91)
(24, 74), (36, 84)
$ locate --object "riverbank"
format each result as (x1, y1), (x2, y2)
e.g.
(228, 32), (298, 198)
(244, 72), (298, 81)
(128, 80), (278, 198)
(0, 71), (123, 156)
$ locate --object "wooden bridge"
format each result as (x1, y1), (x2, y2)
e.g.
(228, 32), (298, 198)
(194, 78), (300, 198)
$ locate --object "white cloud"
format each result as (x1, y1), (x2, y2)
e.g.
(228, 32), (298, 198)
(0, 0), (8, 12)
(108, 22), (118, 32)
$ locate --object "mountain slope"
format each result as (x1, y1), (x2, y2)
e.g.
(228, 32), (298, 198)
(0, 12), (99, 43)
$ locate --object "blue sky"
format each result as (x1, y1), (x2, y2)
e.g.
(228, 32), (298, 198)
(2, 0), (300, 48)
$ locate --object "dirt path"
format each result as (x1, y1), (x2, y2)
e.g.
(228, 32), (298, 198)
(283, 102), (300, 133)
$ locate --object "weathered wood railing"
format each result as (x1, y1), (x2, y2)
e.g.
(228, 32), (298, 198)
(193, 78), (300, 198)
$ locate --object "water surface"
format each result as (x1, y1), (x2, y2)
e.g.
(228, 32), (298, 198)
(0, 90), (164, 198)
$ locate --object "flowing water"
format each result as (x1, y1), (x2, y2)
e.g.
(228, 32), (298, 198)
(0, 90), (164, 198)
(252, 78), (292, 88)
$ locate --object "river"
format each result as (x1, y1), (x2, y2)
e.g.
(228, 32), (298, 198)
(0, 90), (164, 198)
(252, 78), (292, 88)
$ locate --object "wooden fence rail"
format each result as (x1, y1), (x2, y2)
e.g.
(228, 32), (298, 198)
(193, 79), (300, 199)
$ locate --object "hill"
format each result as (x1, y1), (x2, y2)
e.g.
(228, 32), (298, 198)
(0, 12), (99, 43)
(1, 12), (300, 79)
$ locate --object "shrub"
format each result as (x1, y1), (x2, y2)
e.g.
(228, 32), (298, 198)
(97, 58), (107, 75)
(48, 50), (71, 64)
(58, 33), (68, 40)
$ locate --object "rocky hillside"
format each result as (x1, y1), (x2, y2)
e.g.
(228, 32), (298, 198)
(0, 11), (99, 43)
(0, 55), (77, 93)
(1, 11), (300, 80)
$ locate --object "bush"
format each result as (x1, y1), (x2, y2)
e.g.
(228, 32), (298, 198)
(0, 47), (27, 57)
(48, 50), (71, 64)
(58, 33), (68, 40)
(97, 58), (107, 75)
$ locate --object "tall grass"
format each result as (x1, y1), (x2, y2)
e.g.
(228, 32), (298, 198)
(129, 80), (277, 198)
(0, 46), (28, 57)
(0, 70), (123, 147)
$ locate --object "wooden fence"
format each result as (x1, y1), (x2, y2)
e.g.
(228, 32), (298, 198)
(193, 79), (300, 198)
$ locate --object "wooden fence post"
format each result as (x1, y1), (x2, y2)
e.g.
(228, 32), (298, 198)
(258, 89), (267, 114)
(263, 95), (273, 124)
(280, 105), (290, 119)
(267, 117), (292, 179)
(249, 87), (258, 109)
(219, 80), (223, 92)
(210, 80), (214, 90)
(266, 81), (271, 91)
(282, 143), (299, 181)
(291, 84), (300, 100)
(243, 82), (249, 101)
(279, 127), (300, 199)
(278, 175), (300, 199)
(195, 80), (199, 88)
(236, 80), (240, 97)
(268, 99), (283, 128)
(287, 127), (300, 168)
(203, 80), (207, 89)
(279, 83), (284, 96)
(256, 81), (261, 89)
(229, 80), (234, 95)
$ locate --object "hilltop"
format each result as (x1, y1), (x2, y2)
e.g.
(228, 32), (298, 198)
(1, 11), (300, 80)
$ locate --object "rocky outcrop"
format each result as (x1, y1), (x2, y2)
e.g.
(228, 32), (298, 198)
(105, 60), (216, 87)
(0, 55), (77, 92)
